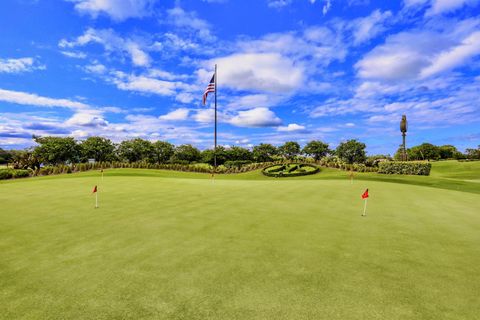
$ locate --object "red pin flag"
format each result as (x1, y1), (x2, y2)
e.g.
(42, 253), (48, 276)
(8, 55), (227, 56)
(92, 185), (97, 193)
(361, 189), (369, 216)
(361, 189), (369, 199)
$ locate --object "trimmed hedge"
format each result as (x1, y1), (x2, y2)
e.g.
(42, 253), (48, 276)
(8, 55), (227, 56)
(378, 161), (431, 176)
(0, 169), (31, 180)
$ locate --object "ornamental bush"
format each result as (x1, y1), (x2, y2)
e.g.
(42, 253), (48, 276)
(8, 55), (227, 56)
(378, 161), (431, 176)
(0, 169), (31, 179)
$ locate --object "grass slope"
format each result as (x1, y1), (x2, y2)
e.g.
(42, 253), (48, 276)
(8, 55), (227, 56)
(1, 162), (479, 319)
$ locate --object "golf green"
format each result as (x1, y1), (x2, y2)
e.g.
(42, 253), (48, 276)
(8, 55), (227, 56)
(1, 163), (479, 319)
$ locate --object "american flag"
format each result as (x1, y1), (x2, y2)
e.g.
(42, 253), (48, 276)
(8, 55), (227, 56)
(202, 74), (215, 105)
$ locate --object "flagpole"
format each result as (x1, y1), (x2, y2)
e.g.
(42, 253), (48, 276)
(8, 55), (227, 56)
(95, 192), (98, 209)
(214, 64), (217, 172)
(362, 199), (367, 217)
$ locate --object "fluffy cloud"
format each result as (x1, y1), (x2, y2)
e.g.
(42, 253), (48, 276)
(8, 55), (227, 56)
(69, 0), (157, 21)
(166, 7), (215, 41)
(420, 31), (480, 78)
(159, 108), (190, 121)
(277, 123), (307, 132)
(349, 10), (392, 45)
(355, 21), (480, 80)
(229, 108), (282, 127)
(66, 112), (108, 127)
(0, 88), (89, 110)
(59, 28), (151, 67)
(210, 53), (304, 93)
(0, 57), (45, 73)
(403, 0), (479, 15)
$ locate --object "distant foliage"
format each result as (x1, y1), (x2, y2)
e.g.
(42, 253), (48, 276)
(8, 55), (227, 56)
(0, 169), (31, 180)
(335, 140), (367, 164)
(262, 163), (319, 177)
(378, 161), (432, 176)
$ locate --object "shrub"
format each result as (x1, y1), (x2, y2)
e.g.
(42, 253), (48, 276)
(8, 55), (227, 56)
(224, 160), (252, 168)
(0, 169), (13, 180)
(262, 163), (319, 177)
(12, 169), (30, 178)
(378, 161), (431, 176)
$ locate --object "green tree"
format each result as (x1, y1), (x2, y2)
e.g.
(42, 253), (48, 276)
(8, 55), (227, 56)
(173, 144), (201, 163)
(279, 141), (301, 160)
(201, 146), (228, 166)
(33, 136), (80, 165)
(408, 143), (440, 160)
(252, 143), (278, 162)
(0, 147), (13, 164)
(152, 141), (175, 163)
(80, 137), (116, 162)
(438, 145), (462, 159)
(335, 139), (367, 164)
(11, 149), (42, 170)
(117, 138), (154, 162)
(302, 140), (330, 160)
(226, 146), (253, 161)
(465, 145), (480, 159)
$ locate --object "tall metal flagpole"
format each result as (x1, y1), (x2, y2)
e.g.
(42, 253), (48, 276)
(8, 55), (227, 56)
(214, 64), (217, 171)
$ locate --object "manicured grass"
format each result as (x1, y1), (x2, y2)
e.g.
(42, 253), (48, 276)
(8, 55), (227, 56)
(1, 163), (479, 319)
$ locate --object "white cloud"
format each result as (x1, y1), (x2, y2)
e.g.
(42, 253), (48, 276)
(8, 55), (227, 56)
(323, 0), (332, 15)
(66, 112), (108, 127)
(420, 31), (480, 78)
(0, 88), (89, 110)
(210, 53), (304, 93)
(0, 57), (45, 73)
(229, 107), (282, 127)
(84, 63), (107, 74)
(428, 0), (479, 15)
(355, 21), (480, 80)
(59, 28), (151, 67)
(60, 51), (87, 59)
(159, 108), (190, 121)
(277, 123), (306, 132)
(166, 7), (215, 41)
(69, 0), (157, 21)
(350, 10), (392, 45)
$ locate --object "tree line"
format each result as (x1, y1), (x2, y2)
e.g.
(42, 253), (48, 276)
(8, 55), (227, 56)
(0, 136), (478, 170)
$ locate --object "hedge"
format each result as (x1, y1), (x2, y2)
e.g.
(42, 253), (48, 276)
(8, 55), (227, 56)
(378, 161), (431, 176)
(0, 169), (31, 180)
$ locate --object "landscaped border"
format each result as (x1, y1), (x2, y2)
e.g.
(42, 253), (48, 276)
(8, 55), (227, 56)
(262, 163), (320, 177)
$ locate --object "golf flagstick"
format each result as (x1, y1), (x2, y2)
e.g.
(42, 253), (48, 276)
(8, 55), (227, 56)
(93, 185), (98, 208)
(361, 189), (369, 216)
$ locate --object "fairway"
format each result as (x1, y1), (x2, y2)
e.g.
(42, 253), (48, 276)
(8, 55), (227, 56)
(1, 165), (480, 319)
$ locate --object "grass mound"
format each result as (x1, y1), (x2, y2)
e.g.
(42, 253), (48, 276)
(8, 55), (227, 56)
(262, 163), (319, 177)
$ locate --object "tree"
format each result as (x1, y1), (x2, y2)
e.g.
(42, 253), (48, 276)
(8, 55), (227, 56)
(117, 138), (154, 162)
(278, 141), (300, 159)
(465, 145), (480, 159)
(11, 149), (41, 170)
(33, 136), (80, 165)
(408, 143), (440, 160)
(335, 139), (367, 164)
(201, 146), (228, 166)
(252, 143), (278, 162)
(80, 137), (116, 162)
(0, 147), (13, 164)
(302, 140), (330, 160)
(226, 146), (253, 161)
(173, 144), (201, 163)
(152, 141), (175, 163)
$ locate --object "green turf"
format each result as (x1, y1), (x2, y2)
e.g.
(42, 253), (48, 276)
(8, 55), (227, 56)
(1, 162), (479, 319)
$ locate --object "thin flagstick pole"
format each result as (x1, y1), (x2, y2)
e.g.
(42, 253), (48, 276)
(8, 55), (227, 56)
(214, 64), (217, 173)
(95, 190), (98, 208)
(362, 199), (367, 216)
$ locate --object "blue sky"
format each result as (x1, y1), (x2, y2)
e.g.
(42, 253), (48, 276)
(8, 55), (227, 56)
(0, 0), (479, 154)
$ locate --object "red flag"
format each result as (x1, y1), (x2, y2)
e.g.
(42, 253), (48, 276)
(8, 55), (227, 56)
(361, 189), (369, 199)
(92, 185), (97, 193)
